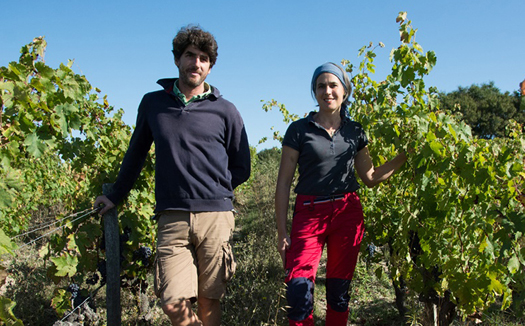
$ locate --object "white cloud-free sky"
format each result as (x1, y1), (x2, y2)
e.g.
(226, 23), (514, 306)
(2, 0), (524, 149)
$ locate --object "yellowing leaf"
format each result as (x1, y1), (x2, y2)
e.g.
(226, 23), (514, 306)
(396, 12), (407, 23)
(0, 296), (24, 325)
(448, 124), (458, 142)
(429, 112), (437, 123)
(488, 273), (504, 294)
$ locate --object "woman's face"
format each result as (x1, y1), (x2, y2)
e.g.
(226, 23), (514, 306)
(315, 73), (345, 113)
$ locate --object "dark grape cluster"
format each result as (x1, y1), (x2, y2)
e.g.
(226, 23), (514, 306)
(67, 283), (89, 308)
(67, 283), (80, 298)
(367, 243), (376, 258)
(133, 246), (153, 266)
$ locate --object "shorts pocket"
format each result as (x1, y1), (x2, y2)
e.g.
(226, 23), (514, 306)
(222, 242), (236, 283)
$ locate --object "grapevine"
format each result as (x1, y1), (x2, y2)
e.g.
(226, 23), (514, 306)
(346, 12), (525, 323)
(1, 36), (157, 318)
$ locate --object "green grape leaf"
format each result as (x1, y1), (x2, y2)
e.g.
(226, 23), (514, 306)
(51, 289), (72, 317)
(0, 229), (17, 256)
(24, 132), (47, 158)
(50, 255), (78, 277)
(507, 255), (520, 274)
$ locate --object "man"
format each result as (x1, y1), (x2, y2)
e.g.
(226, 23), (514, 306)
(95, 25), (251, 326)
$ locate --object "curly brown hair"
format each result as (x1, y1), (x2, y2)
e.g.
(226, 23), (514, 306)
(172, 25), (218, 68)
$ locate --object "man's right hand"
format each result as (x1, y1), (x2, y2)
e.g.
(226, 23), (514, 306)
(94, 195), (115, 215)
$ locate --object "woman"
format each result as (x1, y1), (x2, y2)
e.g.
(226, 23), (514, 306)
(275, 62), (407, 326)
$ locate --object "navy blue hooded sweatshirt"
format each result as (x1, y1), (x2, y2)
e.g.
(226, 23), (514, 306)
(106, 78), (251, 212)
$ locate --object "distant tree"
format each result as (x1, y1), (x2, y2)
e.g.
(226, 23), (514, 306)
(257, 147), (281, 163)
(439, 82), (525, 138)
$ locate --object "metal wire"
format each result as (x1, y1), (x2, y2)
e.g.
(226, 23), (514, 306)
(11, 207), (96, 239)
(60, 296), (91, 322)
(60, 283), (104, 322)
(15, 207), (100, 251)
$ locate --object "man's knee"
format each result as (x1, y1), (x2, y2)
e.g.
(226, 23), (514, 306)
(197, 296), (221, 326)
(326, 278), (351, 312)
(162, 299), (201, 325)
(286, 277), (314, 321)
(197, 296), (220, 310)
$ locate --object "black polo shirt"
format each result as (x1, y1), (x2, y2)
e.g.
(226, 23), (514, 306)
(282, 110), (368, 196)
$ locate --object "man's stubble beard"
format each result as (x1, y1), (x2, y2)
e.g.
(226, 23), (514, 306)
(179, 66), (206, 89)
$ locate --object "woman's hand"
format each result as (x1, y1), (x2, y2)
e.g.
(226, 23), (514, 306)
(277, 234), (291, 269)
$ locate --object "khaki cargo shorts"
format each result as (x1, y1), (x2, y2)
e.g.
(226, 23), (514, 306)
(154, 210), (236, 306)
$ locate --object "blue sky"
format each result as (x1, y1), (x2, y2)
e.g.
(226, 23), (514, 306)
(2, 0), (524, 150)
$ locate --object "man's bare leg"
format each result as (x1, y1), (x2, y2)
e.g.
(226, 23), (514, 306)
(197, 296), (221, 326)
(162, 299), (202, 326)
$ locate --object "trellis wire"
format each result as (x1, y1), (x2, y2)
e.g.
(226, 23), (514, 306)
(61, 296), (91, 322)
(60, 283), (104, 322)
(11, 208), (96, 239)
(14, 207), (100, 250)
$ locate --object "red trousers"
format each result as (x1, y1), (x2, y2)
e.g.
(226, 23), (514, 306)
(285, 193), (364, 326)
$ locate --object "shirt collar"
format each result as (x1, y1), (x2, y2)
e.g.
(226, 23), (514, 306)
(172, 79), (212, 105)
(307, 107), (351, 124)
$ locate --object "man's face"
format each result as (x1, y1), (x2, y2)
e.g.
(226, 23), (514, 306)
(520, 80), (525, 96)
(175, 45), (212, 89)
